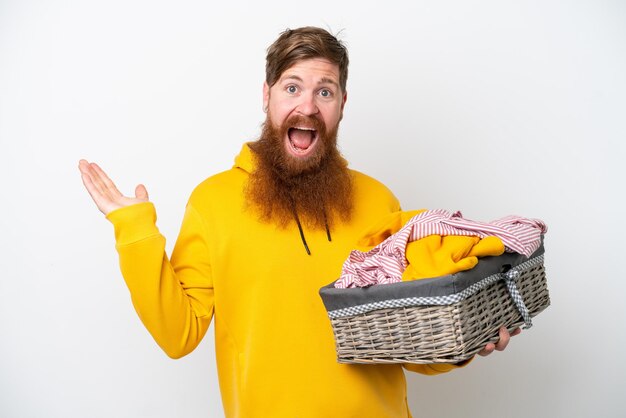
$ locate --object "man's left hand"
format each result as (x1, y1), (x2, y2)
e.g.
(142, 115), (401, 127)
(478, 326), (521, 357)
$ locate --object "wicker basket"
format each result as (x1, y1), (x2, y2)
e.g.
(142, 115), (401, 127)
(319, 245), (550, 364)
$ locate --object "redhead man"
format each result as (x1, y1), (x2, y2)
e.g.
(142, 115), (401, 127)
(79, 26), (517, 418)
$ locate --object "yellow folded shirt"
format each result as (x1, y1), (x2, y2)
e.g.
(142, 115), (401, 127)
(467, 235), (505, 258)
(402, 234), (505, 281)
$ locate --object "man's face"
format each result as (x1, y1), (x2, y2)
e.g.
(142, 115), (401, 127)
(263, 58), (347, 170)
(248, 58), (353, 229)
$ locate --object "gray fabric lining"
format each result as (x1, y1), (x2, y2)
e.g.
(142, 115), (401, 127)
(319, 242), (544, 313)
(324, 255), (543, 320)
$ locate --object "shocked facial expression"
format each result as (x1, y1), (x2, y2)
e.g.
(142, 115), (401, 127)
(263, 58), (347, 168)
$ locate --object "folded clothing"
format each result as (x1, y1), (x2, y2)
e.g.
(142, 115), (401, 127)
(402, 235), (504, 282)
(335, 209), (547, 289)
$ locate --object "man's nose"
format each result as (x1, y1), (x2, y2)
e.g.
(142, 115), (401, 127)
(296, 93), (319, 116)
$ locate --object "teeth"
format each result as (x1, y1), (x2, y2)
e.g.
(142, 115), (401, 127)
(294, 127), (315, 131)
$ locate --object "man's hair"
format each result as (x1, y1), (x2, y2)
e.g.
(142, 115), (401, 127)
(265, 26), (349, 92)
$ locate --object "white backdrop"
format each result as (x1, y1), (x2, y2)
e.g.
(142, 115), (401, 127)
(1, 1), (625, 417)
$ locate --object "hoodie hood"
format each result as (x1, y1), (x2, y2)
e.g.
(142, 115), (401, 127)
(233, 143), (256, 174)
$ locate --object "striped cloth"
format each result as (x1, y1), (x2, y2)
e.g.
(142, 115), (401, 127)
(335, 209), (547, 289)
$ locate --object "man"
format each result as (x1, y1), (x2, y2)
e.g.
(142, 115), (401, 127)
(79, 26), (517, 418)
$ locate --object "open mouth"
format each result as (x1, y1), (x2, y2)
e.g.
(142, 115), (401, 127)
(287, 127), (319, 156)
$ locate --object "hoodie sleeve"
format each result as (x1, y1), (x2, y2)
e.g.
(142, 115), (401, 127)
(106, 202), (214, 359)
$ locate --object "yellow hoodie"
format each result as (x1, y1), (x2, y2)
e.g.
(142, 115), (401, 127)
(106, 144), (467, 418)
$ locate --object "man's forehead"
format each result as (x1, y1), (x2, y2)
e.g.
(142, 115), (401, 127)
(278, 58), (340, 86)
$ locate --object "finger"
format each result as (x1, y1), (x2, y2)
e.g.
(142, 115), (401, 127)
(495, 327), (511, 351)
(80, 170), (102, 202)
(80, 161), (110, 199)
(80, 172), (115, 214)
(478, 343), (495, 357)
(511, 327), (522, 337)
(90, 162), (123, 199)
(79, 160), (108, 197)
(134, 184), (149, 201)
(78, 159), (91, 174)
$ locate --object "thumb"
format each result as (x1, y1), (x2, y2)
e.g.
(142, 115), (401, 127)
(135, 184), (149, 201)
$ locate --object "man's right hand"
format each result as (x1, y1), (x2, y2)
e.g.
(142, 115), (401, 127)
(79, 159), (149, 216)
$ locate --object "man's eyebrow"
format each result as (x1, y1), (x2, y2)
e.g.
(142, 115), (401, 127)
(281, 75), (304, 83)
(319, 77), (339, 88)
(280, 74), (339, 88)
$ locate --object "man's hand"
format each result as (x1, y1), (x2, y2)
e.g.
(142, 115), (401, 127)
(478, 326), (521, 357)
(78, 159), (149, 215)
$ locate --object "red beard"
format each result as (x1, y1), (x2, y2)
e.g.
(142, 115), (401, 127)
(246, 113), (353, 230)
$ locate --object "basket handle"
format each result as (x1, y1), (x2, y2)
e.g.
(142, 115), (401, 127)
(501, 268), (533, 329)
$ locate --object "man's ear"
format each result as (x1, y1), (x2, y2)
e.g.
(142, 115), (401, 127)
(263, 82), (270, 113)
(339, 90), (347, 121)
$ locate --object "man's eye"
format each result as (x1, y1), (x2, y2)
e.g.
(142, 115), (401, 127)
(287, 85), (297, 93)
(320, 89), (332, 97)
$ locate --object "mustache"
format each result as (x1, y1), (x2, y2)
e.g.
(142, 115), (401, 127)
(281, 114), (326, 133)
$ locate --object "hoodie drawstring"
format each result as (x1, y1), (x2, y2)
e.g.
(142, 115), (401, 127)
(289, 197), (332, 256)
(323, 209), (332, 242)
(293, 211), (311, 256)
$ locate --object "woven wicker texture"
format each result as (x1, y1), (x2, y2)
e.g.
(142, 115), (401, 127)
(330, 261), (549, 364)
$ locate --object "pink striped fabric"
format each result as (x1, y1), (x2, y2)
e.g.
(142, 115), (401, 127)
(335, 209), (547, 289)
